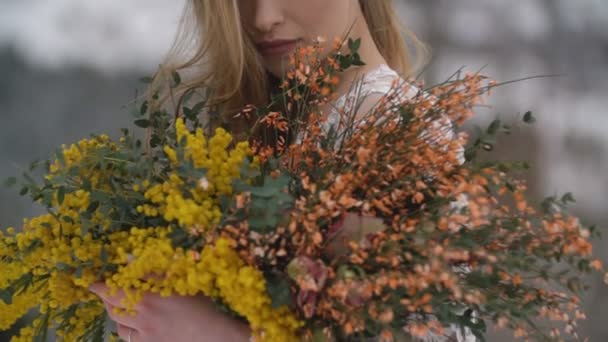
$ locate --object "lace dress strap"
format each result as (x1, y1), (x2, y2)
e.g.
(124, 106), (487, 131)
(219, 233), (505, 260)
(332, 64), (403, 109)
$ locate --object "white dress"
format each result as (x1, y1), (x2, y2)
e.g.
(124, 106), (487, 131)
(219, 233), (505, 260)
(325, 63), (465, 165)
(326, 64), (476, 342)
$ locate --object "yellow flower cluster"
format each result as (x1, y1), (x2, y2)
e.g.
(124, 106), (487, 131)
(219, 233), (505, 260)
(197, 238), (303, 341)
(46, 134), (116, 189)
(104, 231), (301, 341)
(0, 287), (42, 331)
(9, 318), (39, 342)
(138, 172), (222, 229)
(10, 326), (34, 342)
(1, 120), (267, 339)
(0, 186), (128, 332)
(138, 119), (251, 229)
(0, 231), (44, 331)
(55, 303), (106, 341)
(104, 226), (177, 307)
(10, 302), (104, 342)
(175, 118), (251, 195)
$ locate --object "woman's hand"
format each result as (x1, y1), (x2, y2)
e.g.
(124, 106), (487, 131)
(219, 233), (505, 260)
(323, 212), (386, 258)
(89, 282), (251, 342)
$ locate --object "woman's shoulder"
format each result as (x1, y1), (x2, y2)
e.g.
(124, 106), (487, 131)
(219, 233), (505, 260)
(329, 63), (420, 119)
(356, 63), (417, 98)
(325, 64), (466, 165)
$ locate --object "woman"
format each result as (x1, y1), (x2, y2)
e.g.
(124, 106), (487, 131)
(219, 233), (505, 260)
(89, 1), (473, 341)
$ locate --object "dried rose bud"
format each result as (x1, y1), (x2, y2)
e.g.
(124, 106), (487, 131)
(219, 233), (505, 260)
(287, 256), (328, 292)
(345, 281), (372, 307)
(297, 290), (318, 319)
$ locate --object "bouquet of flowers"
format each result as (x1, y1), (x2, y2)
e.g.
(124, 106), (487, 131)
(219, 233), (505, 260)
(1, 37), (605, 342)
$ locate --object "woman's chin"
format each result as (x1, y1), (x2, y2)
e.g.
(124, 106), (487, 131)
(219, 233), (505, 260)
(265, 62), (293, 80)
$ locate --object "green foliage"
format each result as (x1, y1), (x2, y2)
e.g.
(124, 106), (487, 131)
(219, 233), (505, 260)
(266, 272), (294, 309)
(2, 176), (17, 188)
(237, 171), (294, 233)
(336, 38), (366, 70)
(523, 110), (536, 124)
(80, 311), (107, 342)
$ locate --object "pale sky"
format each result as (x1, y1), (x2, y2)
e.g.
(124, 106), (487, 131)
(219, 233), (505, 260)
(1, 0), (606, 73)
(0, 0), (185, 73)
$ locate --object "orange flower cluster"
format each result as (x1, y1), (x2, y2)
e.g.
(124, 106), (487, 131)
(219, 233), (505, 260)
(221, 38), (604, 341)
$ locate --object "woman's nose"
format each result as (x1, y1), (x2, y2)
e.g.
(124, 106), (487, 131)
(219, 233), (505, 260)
(251, 0), (284, 34)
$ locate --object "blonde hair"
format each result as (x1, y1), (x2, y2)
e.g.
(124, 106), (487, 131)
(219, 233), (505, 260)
(147, 0), (430, 140)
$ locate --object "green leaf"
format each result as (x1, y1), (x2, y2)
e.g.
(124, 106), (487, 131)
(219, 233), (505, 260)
(464, 147), (477, 162)
(191, 101), (206, 115)
(140, 100), (149, 116)
(3, 176), (17, 188)
(567, 277), (583, 294)
(348, 38), (361, 52)
(19, 186), (29, 196)
(55, 148), (65, 165)
(150, 135), (161, 148)
(90, 191), (110, 203)
(351, 55), (365, 66)
(172, 71), (182, 86)
(338, 56), (351, 70)
(75, 267), (83, 279)
(248, 216), (268, 231)
(139, 76), (154, 84)
(181, 89), (195, 105)
(22, 171), (36, 186)
(0, 289), (12, 304)
(56, 262), (72, 272)
(266, 273), (293, 308)
(238, 162), (261, 179)
(577, 259), (590, 272)
(182, 106), (193, 119)
(486, 119), (501, 135)
(82, 178), (92, 191)
(523, 111), (536, 124)
(29, 159), (41, 172)
(561, 192), (575, 204)
(134, 119), (151, 128)
(100, 248), (108, 263)
(57, 187), (65, 205)
(249, 186), (280, 198)
(80, 312), (107, 342)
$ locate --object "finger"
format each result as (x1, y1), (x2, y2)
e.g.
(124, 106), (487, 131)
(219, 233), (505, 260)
(103, 300), (141, 329)
(324, 213), (386, 257)
(116, 322), (139, 342)
(89, 282), (127, 307)
(90, 282), (146, 311)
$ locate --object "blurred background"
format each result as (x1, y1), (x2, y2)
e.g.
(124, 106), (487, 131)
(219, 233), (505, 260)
(1, 0), (606, 340)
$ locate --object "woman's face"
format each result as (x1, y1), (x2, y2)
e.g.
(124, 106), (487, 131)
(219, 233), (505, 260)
(238, 0), (361, 77)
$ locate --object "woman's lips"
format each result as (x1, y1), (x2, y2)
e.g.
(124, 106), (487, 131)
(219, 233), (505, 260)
(256, 39), (299, 57)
